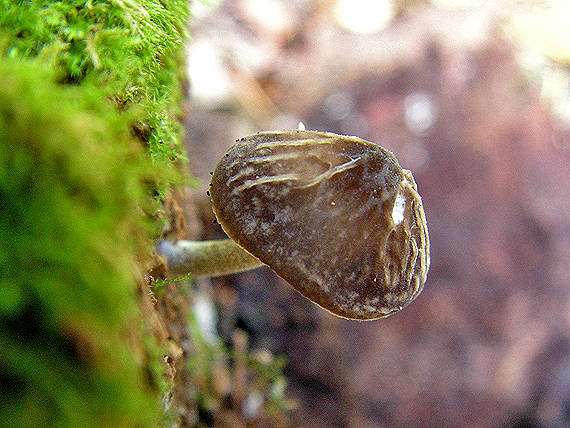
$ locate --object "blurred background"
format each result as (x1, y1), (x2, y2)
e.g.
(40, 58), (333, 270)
(178, 0), (569, 426)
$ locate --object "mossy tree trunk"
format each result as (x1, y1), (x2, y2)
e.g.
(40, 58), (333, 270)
(0, 1), (191, 425)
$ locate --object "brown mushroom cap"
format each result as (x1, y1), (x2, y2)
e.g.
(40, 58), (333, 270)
(210, 130), (430, 320)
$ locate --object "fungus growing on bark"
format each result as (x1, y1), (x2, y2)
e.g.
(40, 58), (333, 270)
(159, 130), (430, 320)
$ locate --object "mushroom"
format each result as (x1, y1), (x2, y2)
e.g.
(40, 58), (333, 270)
(158, 130), (430, 320)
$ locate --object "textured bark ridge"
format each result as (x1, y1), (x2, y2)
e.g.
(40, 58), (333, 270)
(210, 130), (430, 320)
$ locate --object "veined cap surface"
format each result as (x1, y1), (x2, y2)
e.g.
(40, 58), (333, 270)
(210, 130), (430, 320)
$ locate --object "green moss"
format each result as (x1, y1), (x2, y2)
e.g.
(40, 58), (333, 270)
(0, 0), (190, 426)
(0, 0), (189, 166)
(0, 57), (161, 426)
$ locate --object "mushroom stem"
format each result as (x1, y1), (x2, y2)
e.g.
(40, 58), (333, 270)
(157, 239), (265, 278)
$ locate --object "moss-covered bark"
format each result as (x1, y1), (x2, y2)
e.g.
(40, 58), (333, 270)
(0, 0), (190, 426)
